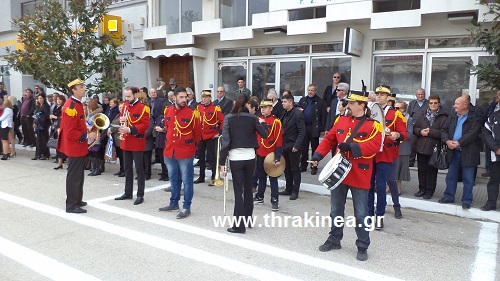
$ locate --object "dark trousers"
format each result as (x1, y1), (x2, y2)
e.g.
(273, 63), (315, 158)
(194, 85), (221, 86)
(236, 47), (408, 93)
(230, 159), (255, 231)
(35, 129), (50, 157)
(21, 116), (36, 145)
(283, 149), (301, 194)
(255, 155), (279, 201)
(417, 153), (438, 196)
(115, 146), (124, 172)
(66, 156), (85, 210)
(301, 125), (319, 169)
(197, 138), (216, 179)
(13, 122), (22, 141)
(123, 150), (145, 197)
(485, 161), (500, 208)
(154, 139), (162, 163)
(143, 150), (152, 177)
(156, 148), (168, 177)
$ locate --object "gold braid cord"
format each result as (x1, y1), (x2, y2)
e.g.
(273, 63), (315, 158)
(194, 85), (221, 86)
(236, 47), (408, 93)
(174, 110), (199, 135)
(202, 106), (221, 126)
(260, 118), (282, 149)
(126, 106), (149, 126)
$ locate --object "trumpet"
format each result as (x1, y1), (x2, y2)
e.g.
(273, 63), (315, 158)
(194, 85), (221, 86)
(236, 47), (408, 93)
(119, 108), (129, 141)
(210, 135), (224, 186)
(88, 113), (110, 148)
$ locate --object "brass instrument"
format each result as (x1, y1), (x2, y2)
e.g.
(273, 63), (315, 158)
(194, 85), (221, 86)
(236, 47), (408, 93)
(119, 108), (129, 141)
(210, 135), (224, 186)
(223, 159), (229, 215)
(88, 113), (110, 148)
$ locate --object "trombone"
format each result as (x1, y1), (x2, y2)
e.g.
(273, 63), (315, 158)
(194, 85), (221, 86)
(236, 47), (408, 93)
(210, 135), (224, 186)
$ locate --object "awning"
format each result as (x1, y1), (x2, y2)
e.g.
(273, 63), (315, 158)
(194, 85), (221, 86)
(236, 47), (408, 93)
(135, 47), (207, 59)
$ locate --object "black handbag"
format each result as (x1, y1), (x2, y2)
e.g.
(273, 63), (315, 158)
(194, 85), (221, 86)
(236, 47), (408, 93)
(47, 129), (57, 149)
(428, 141), (449, 170)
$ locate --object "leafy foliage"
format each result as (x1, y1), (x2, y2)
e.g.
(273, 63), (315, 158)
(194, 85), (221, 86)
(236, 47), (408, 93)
(470, 0), (500, 89)
(5, 0), (129, 96)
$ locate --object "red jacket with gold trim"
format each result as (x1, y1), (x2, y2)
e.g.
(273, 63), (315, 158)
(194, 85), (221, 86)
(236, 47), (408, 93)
(197, 103), (224, 140)
(164, 105), (202, 159)
(120, 100), (150, 152)
(256, 115), (283, 161)
(376, 107), (407, 163)
(312, 116), (383, 190)
(58, 97), (88, 157)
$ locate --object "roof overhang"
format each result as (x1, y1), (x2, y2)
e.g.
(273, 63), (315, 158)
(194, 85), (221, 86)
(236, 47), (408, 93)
(135, 47), (207, 59)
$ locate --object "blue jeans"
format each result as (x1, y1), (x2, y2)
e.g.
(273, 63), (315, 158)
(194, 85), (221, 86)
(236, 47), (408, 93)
(327, 184), (370, 249)
(255, 155), (279, 201)
(165, 156), (194, 210)
(443, 150), (475, 205)
(368, 161), (392, 216)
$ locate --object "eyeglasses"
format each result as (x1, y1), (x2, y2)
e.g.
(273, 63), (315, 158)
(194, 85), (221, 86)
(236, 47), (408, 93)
(337, 89), (345, 92)
(217, 91), (224, 93)
(333, 76), (340, 78)
(394, 107), (400, 110)
(429, 102), (439, 105)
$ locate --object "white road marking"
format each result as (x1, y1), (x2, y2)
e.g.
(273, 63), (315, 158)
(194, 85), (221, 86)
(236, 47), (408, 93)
(0, 191), (300, 281)
(87, 183), (170, 203)
(471, 221), (499, 281)
(0, 236), (101, 281)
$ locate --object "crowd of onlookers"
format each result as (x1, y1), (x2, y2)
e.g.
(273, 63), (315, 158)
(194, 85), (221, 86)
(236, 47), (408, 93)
(0, 75), (499, 212)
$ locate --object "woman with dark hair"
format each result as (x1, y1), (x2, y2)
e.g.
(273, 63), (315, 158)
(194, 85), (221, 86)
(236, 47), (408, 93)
(32, 93), (51, 160)
(219, 93), (268, 234)
(51, 95), (67, 169)
(413, 94), (448, 199)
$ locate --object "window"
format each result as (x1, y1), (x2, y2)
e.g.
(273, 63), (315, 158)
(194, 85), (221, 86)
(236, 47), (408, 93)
(311, 58), (352, 99)
(220, 0), (269, 28)
(289, 7), (326, 21)
(250, 45), (309, 56)
(373, 55), (423, 102)
(218, 62), (247, 101)
(312, 43), (343, 53)
(373, 0), (420, 13)
(374, 39), (425, 51)
(159, 0), (202, 33)
(218, 49), (248, 58)
(21, 0), (40, 17)
(428, 37), (472, 49)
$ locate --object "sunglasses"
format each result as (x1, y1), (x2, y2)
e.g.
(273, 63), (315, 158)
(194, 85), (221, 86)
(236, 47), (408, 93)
(333, 76), (340, 78)
(429, 102), (439, 105)
(394, 107), (400, 110)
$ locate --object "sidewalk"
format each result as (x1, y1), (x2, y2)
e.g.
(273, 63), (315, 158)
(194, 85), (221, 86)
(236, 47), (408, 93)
(18, 144), (500, 223)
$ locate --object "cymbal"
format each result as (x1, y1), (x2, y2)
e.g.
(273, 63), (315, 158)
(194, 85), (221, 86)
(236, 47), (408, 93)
(264, 152), (286, 177)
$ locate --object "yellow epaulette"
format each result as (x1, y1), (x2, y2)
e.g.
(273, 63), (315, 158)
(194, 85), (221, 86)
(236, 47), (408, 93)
(194, 109), (200, 119)
(164, 107), (168, 115)
(215, 105), (221, 112)
(65, 101), (77, 117)
(333, 115), (341, 125)
(395, 110), (406, 123)
(354, 120), (382, 143)
(144, 105), (151, 114)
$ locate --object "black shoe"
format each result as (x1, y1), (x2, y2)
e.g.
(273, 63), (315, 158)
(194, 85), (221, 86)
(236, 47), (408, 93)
(319, 241), (341, 252)
(290, 193), (298, 200)
(356, 248), (368, 261)
(414, 190), (425, 197)
(31, 156), (39, 160)
(311, 168), (318, 175)
(300, 167), (307, 172)
(115, 194), (132, 200)
(394, 207), (402, 219)
(118, 172), (125, 177)
(53, 165), (63, 170)
(278, 190), (292, 196)
(375, 217), (384, 230)
(159, 205), (179, 212)
(227, 227), (245, 234)
(176, 209), (191, 219)
(114, 171), (122, 176)
(462, 203), (471, 209)
(79, 201), (87, 207)
(134, 197), (144, 205)
(39, 156), (47, 160)
(480, 205), (497, 211)
(29, 144), (35, 148)
(145, 175), (151, 181)
(438, 198), (454, 204)
(66, 207), (87, 214)
(159, 176), (169, 181)
(194, 177), (205, 184)
(423, 194), (432, 200)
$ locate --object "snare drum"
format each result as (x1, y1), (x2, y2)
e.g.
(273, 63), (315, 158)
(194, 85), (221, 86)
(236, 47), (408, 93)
(317, 153), (352, 190)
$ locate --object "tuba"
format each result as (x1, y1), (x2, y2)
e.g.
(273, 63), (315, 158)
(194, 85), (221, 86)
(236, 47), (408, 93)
(88, 113), (110, 148)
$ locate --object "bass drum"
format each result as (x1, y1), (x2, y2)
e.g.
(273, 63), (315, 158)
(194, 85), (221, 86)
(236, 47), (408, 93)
(368, 102), (386, 152)
(317, 153), (352, 191)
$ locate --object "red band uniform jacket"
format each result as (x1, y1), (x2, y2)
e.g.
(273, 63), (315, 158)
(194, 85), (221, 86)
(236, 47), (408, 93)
(312, 116), (382, 189)
(58, 97), (88, 157)
(120, 100), (151, 152)
(164, 105), (202, 159)
(197, 103), (224, 140)
(376, 107), (407, 163)
(256, 115), (283, 162)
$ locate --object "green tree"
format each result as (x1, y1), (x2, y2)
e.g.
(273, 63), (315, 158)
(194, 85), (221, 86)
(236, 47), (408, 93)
(470, 0), (500, 89)
(5, 0), (129, 96)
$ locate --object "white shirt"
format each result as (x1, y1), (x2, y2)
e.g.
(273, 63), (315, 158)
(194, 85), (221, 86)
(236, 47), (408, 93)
(0, 107), (13, 128)
(229, 148), (255, 161)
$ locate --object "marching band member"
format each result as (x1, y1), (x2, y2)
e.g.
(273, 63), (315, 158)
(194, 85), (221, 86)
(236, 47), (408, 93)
(219, 94), (268, 234)
(369, 85), (407, 229)
(59, 78), (96, 213)
(159, 87), (202, 219)
(310, 90), (382, 261)
(194, 90), (224, 185)
(115, 86), (151, 205)
(253, 99), (283, 211)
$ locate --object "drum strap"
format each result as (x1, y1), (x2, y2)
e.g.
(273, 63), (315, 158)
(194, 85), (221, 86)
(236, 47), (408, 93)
(344, 116), (367, 144)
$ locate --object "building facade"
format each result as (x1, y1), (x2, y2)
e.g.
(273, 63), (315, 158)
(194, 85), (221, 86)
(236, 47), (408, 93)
(0, 0), (496, 109)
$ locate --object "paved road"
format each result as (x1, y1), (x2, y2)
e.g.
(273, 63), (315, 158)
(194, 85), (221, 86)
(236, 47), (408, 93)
(0, 150), (498, 281)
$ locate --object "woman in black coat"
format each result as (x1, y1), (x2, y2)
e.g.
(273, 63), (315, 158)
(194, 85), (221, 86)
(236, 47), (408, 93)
(154, 101), (169, 181)
(50, 95), (67, 169)
(32, 93), (51, 160)
(219, 94), (268, 234)
(413, 94), (448, 199)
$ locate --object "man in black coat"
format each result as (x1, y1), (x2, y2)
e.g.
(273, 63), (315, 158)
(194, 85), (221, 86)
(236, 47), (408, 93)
(322, 72), (342, 113)
(149, 88), (166, 164)
(267, 88), (284, 118)
(482, 99), (500, 211)
(278, 94), (306, 200)
(324, 82), (349, 133)
(407, 88), (429, 166)
(214, 86), (233, 115)
(439, 95), (482, 209)
(298, 84), (327, 175)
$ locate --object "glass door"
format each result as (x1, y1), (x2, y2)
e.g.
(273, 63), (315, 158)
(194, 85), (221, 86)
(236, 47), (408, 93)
(279, 60), (307, 98)
(251, 61), (276, 100)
